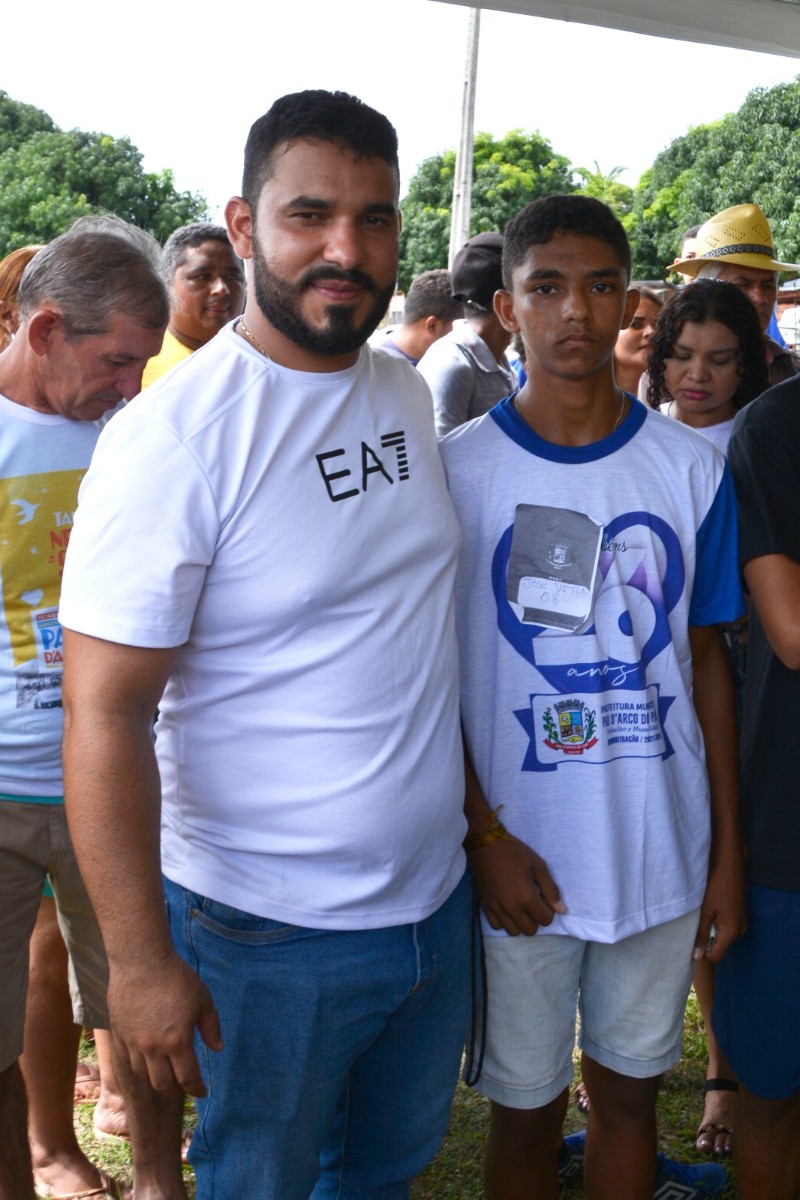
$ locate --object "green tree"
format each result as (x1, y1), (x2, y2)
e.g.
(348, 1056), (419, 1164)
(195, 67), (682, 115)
(627, 122), (721, 277)
(399, 129), (575, 290)
(0, 90), (55, 157)
(628, 76), (800, 277)
(575, 162), (634, 221)
(0, 97), (208, 253)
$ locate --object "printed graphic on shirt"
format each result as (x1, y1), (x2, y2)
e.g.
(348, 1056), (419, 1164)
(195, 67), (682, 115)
(315, 431), (409, 502)
(0, 469), (85, 709)
(494, 508), (683, 770)
(506, 504), (602, 631)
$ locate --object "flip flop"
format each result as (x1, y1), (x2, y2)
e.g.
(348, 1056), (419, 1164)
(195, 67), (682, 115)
(34, 1167), (127, 1199)
(696, 1121), (734, 1157)
(696, 1078), (738, 1156)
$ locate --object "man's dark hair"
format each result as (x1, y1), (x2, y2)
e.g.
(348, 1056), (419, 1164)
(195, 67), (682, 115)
(162, 223), (238, 282)
(682, 224), (702, 244)
(403, 269), (463, 325)
(242, 90), (399, 206)
(502, 195), (631, 288)
(18, 214), (168, 338)
(647, 278), (768, 410)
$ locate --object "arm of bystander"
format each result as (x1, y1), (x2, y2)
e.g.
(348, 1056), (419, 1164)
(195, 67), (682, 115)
(62, 629), (222, 1096)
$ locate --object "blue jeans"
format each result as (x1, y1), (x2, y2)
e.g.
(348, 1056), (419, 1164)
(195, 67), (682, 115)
(164, 870), (472, 1200)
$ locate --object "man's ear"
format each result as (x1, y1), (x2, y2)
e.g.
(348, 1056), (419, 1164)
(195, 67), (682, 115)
(26, 308), (62, 358)
(494, 289), (519, 334)
(620, 287), (640, 331)
(225, 196), (254, 261)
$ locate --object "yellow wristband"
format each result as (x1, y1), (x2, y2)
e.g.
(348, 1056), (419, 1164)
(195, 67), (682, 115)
(464, 804), (517, 855)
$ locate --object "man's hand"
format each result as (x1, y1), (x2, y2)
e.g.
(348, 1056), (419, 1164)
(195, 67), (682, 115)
(693, 848), (747, 964)
(108, 952), (222, 1097)
(469, 836), (566, 936)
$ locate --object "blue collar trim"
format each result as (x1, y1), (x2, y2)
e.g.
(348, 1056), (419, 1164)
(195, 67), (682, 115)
(489, 392), (646, 463)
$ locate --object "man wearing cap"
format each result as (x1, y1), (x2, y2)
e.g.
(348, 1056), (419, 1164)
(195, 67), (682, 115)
(671, 204), (800, 387)
(418, 233), (515, 437)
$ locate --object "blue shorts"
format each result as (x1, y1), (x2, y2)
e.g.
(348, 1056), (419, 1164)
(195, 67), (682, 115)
(714, 884), (800, 1101)
(165, 870), (472, 1200)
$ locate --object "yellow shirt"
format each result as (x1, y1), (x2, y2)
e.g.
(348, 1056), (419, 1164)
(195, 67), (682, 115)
(141, 330), (193, 390)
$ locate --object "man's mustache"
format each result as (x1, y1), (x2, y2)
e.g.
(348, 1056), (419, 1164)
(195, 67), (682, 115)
(300, 266), (378, 293)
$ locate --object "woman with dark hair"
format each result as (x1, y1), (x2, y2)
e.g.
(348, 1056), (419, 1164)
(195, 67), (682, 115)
(649, 277), (768, 1159)
(613, 285), (665, 396)
(648, 278), (768, 454)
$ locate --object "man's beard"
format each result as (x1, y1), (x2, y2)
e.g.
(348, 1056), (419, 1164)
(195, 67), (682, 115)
(252, 239), (395, 357)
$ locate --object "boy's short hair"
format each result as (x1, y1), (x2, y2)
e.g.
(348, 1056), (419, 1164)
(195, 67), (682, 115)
(502, 195), (631, 288)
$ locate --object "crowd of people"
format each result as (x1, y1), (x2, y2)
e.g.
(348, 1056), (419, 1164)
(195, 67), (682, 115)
(0, 87), (797, 1200)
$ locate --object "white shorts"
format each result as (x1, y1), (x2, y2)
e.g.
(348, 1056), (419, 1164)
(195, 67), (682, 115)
(474, 908), (700, 1110)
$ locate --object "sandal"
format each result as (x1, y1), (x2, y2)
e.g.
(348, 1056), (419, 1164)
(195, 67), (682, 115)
(696, 1078), (737, 1157)
(34, 1167), (127, 1199)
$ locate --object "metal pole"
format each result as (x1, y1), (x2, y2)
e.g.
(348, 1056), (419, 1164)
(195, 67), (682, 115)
(448, 6), (480, 267)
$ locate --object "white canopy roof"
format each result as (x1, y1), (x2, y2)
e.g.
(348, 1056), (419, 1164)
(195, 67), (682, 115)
(434, 0), (800, 57)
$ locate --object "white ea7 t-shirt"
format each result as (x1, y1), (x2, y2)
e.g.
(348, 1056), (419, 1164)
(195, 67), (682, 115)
(60, 326), (466, 929)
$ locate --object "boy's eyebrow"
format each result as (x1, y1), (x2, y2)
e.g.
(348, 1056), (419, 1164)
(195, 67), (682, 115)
(522, 266), (625, 282)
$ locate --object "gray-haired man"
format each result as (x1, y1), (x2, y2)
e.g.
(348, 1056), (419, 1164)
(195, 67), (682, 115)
(0, 217), (173, 1200)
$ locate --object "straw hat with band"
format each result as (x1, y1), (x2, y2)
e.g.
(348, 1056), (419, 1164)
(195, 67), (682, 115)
(672, 204), (800, 277)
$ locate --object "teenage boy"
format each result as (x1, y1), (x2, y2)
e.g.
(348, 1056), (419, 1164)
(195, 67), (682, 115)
(440, 195), (746, 1200)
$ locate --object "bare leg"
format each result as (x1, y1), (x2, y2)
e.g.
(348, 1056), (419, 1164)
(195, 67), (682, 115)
(582, 1054), (659, 1200)
(0, 1061), (34, 1200)
(484, 1089), (568, 1200)
(735, 1085), (800, 1200)
(21, 897), (111, 1196)
(110, 1047), (187, 1200)
(693, 960), (737, 1155)
(93, 1029), (129, 1138)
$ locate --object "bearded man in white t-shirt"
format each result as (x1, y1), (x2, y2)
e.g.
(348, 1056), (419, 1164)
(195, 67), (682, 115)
(59, 90), (471, 1200)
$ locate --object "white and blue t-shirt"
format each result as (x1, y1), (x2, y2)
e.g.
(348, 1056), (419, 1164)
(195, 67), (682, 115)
(0, 395), (100, 799)
(441, 397), (743, 943)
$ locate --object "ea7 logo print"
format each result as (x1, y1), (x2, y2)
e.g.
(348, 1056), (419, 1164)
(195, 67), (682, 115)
(542, 698), (598, 755)
(316, 431), (410, 503)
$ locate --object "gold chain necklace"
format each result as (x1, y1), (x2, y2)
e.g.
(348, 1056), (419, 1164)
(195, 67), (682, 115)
(612, 387), (628, 431)
(237, 318), (271, 360)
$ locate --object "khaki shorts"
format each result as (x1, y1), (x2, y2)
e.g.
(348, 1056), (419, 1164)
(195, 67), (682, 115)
(474, 908), (700, 1110)
(0, 799), (108, 1070)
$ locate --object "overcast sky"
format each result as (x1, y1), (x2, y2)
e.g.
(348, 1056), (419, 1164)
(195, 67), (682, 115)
(6, 1), (800, 220)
